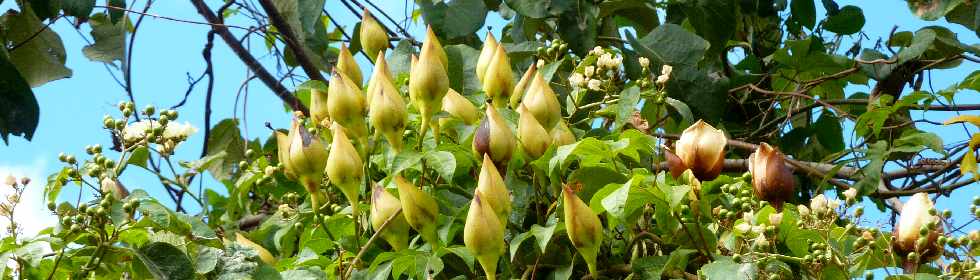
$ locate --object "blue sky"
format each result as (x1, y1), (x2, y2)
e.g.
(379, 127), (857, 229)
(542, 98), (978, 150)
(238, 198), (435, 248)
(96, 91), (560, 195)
(0, 0), (976, 248)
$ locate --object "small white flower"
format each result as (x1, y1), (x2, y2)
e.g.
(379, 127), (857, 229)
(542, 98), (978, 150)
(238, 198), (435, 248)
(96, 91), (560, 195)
(656, 74), (669, 85)
(122, 120), (160, 142)
(587, 79), (602, 91)
(638, 57), (650, 68)
(598, 53), (614, 68)
(568, 73), (585, 87)
(584, 66), (595, 77)
(591, 46), (604, 56)
(164, 121), (198, 139)
(827, 198), (841, 211)
(843, 188), (858, 201)
(798, 205), (811, 217)
(810, 194), (828, 212)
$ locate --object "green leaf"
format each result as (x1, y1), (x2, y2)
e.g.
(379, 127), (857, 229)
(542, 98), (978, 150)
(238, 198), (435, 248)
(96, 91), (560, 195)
(194, 246), (221, 274)
(791, 0), (816, 29)
(386, 40), (414, 77)
(204, 119), (246, 181)
(1, 8), (72, 88)
(280, 268), (326, 279)
(894, 131), (944, 153)
(183, 151), (227, 173)
(814, 111), (844, 152)
(528, 221), (561, 254)
(418, 0), (488, 39)
(0, 51), (39, 144)
(127, 147), (150, 168)
(137, 200), (173, 228)
(663, 97), (694, 124)
(823, 5), (865, 35)
(630, 24), (709, 67)
(61, 0), (95, 18)
(557, 0), (598, 55)
(108, 0), (126, 24)
(885, 274), (941, 280)
(28, 0), (61, 20)
(945, 1), (979, 37)
(504, 0), (573, 18)
(424, 151), (457, 183)
(443, 246), (475, 270)
(613, 86), (641, 131)
(908, 0), (965, 21)
(135, 242), (195, 280)
(785, 229), (822, 257)
(390, 150), (423, 176)
(683, 0), (736, 54)
(444, 44), (481, 94)
(83, 14), (126, 63)
(897, 29), (936, 64)
(701, 258), (758, 280)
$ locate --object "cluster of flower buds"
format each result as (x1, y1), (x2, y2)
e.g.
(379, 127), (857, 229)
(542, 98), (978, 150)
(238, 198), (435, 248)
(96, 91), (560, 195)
(394, 176), (440, 247)
(409, 26), (450, 142)
(893, 193), (943, 269)
(328, 70), (368, 141)
(567, 47), (624, 92)
(366, 52), (408, 152)
(464, 192), (505, 280)
(115, 103), (194, 154)
(326, 122), (365, 217)
(359, 9), (389, 64)
(370, 184), (410, 250)
(562, 185), (603, 277)
(665, 120), (727, 181)
(478, 32), (514, 107)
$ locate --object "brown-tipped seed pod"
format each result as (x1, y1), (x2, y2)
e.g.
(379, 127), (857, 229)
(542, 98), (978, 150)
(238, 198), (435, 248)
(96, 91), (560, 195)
(550, 120), (576, 147)
(563, 185), (602, 277)
(893, 193), (943, 271)
(365, 50), (395, 108)
(370, 87), (408, 152)
(517, 104), (550, 159)
(328, 71), (369, 140)
(482, 45), (514, 107)
(371, 183), (410, 251)
(748, 143), (795, 210)
(326, 122), (364, 217)
(477, 154), (511, 225)
(309, 88), (330, 127)
(274, 129), (296, 179)
(667, 120), (727, 181)
(424, 26), (448, 69)
(394, 176), (440, 247)
(464, 193), (505, 280)
(476, 32), (499, 84)
(442, 88), (480, 125)
(236, 232), (276, 265)
(287, 118), (328, 191)
(337, 44), (363, 86)
(359, 9), (389, 63)
(473, 105), (516, 168)
(522, 71), (562, 130)
(510, 63), (536, 109)
(100, 177), (129, 199)
(409, 32), (450, 142)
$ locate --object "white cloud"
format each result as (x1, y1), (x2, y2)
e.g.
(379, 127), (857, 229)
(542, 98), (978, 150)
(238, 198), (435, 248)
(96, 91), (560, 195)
(0, 158), (58, 238)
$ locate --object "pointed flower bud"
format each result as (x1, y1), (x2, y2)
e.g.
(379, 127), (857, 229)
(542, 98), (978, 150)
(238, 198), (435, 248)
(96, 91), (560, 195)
(522, 71), (561, 130)
(473, 105), (516, 168)
(365, 51), (395, 108)
(328, 71), (368, 140)
(370, 87), (408, 152)
(409, 33), (450, 141)
(668, 120), (727, 181)
(563, 185), (603, 277)
(337, 44), (362, 86)
(510, 63), (536, 109)
(464, 193), (505, 280)
(424, 26), (448, 69)
(371, 184), (410, 250)
(287, 119), (328, 213)
(326, 122), (364, 217)
(442, 88), (479, 125)
(359, 9), (389, 63)
(550, 120), (576, 147)
(748, 143), (795, 210)
(309, 88), (330, 127)
(274, 129), (296, 180)
(100, 177), (129, 199)
(517, 104), (550, 159)
(477, 154), (511, 225)
(476, 31), (499, 83)
(893, 193), (942, 261)
(236, 232), (276, 265)
(482, 45), (514, 107)
(394, 176), (440, 247)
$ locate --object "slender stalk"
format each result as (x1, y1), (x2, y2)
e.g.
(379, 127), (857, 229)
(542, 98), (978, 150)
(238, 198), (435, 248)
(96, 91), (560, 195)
(344, 208), (403, 277)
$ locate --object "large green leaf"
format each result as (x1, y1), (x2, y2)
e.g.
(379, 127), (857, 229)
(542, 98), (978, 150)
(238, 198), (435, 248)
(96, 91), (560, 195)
(135, 242), (195, 280)
(700, 258), (758, 280)
(557, 0), (599, 56)
(630, 24), (709, 67)
(504, 0), (574, 18)
(0, 51), (39, 144)
(444, 44), (481, 94)
(683, 0), (736, 54)
(908, 0), (965, 21)
(83, 14), (126, 64)
(28, 0), (61, 20)
(204, 119), (246, 181)
(419, 0), (488, 39)
(791, 0), (816, 29)
(1, 8), (72, 87)
(823, 5), (865, 35)
(61, 0), (95, 19)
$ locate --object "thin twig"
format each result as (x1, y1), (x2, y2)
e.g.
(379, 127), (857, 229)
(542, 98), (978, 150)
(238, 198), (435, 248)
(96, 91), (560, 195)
(344, 208), (402, 278)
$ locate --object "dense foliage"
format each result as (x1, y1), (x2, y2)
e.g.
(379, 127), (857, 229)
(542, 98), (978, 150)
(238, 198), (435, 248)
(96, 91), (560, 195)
(1, 0), (980, 279)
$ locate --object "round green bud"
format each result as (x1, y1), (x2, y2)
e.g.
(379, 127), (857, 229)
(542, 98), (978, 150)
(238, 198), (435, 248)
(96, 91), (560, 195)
(245, 149), (256, 158)
(143, 105), (155, 116)
(864, 271), (873, 280)
(732, 254), (742, 263)
(122, 108), (132, 117)
(48, 201), (57, 211)
(70, 224), (82, 232)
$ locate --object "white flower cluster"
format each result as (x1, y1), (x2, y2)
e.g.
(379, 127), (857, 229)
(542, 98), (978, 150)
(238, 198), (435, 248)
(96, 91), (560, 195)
(567, 47), (626, 92)
(656, 65), (673, 85)
(597, 53), (623, 69)
(122, 120), (198, 154)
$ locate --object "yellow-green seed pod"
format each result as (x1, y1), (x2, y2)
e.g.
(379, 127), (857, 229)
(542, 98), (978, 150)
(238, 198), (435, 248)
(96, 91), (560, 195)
(326, 122), (364, 217)
(442, 88), (480, 125)
(563, 185), (602, 277)
(522, 71), (562, 130)
(517, 104), (550, 159)
(394, 176), (440, 247)
(482, 45), (514, 108)
(309, 88), (330, 127)
(510, 63), (536, 109)
(550, 120), (576, 147)
(365, 50), (394, 108)
(328, 71), (368, 140)
(371, 183), (410, 251)
(359, 9), (389, 63)
(477, 154), (511, 225)
(369, 87), (408, 152)
(409, 33), (449, 142)
(236, 232), (276, 265)
(464, 193), (504, 280)
(476, 32), (499, 83)
(337, 44), (363, 86)
(274, 129), (296, 180)
(473, 105), (516, 167)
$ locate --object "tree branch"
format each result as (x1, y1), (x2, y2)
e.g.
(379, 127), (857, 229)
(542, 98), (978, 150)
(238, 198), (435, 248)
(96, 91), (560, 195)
(255, 0), (327, 82)
(189, 0), (308, 115)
